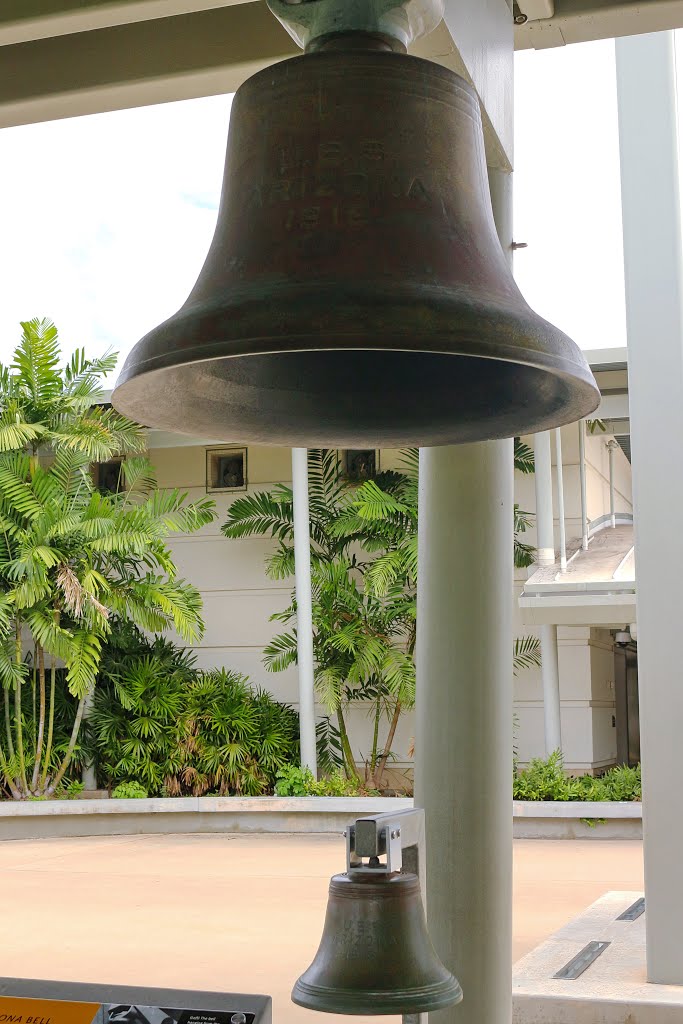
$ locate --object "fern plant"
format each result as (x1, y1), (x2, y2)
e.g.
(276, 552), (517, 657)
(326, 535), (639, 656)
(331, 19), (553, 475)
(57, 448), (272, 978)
(0, 321), (215, 798)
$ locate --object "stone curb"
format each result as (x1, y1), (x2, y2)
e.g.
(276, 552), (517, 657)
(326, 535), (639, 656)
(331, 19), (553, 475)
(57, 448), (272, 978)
(0, 797), (642, 841)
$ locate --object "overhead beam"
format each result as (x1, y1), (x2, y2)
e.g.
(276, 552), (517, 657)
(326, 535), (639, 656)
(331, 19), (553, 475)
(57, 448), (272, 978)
(0, 1), (512, 168)
(0, 1), (257, 46)
(516, 0), (683, 48)
(0, 4), (296, 129)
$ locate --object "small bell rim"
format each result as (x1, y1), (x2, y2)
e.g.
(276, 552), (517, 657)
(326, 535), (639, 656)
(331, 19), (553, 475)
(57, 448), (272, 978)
(291, 975), (464, 1015)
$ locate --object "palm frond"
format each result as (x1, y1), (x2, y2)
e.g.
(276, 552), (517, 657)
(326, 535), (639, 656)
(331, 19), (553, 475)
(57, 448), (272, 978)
(222, 491), (294, 540)
(514, 438), (535, 474)
(513, 635), (542, 676)
(66, 628), (103, 698)
(263, 631), (298, 673)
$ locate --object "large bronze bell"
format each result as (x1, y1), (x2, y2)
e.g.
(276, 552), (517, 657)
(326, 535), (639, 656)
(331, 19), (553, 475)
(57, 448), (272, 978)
(112, 5), (599, 446)
(292, 871), (463, 1015)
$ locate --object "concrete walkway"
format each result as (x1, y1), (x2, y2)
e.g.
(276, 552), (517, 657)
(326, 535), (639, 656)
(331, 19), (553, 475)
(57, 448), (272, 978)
(0, 834), (643, 1024)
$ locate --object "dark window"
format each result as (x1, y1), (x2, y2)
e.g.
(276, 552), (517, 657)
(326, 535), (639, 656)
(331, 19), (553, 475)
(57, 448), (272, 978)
(94, 459), (123, 494)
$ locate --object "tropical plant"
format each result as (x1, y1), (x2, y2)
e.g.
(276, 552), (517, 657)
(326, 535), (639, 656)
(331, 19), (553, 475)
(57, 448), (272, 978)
(274, 764), (314, 796)
(0, 321), (215, 798)
(513, 438), (536, 570)
(274, 764), (379, 797)
(223, 450), (416, 787)
(112, 781), (148, 799)
(223, 446), (541, 788)
(173, 670), (300, 796)
(513, 753), (642, 802)
(92, 645), (193, 794)
(91, 641), (300, 797)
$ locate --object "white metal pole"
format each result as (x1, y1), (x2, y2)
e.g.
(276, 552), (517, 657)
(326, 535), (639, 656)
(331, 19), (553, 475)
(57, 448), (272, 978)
(579, 420), (589, 550)
(539, 624), (562, 755)
(534, 431), (555, 567)
(291, 447), (318, 776)
(415, 167), (513, 1024)
(415, 441), (513, 1024)
(616, 30), (683, 984)
(554, 428), (567, 571)
(608, 440), (617, 528)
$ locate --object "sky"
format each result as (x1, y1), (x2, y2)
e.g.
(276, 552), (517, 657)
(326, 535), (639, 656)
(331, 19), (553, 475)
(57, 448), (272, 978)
(0, 35), (636, 384)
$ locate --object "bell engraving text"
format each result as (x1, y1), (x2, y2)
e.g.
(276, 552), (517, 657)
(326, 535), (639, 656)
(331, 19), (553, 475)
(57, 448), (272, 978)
(247, 138), (433, 231)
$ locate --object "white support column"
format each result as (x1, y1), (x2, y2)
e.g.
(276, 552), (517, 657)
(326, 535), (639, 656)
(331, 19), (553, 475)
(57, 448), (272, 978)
(415, 167), (513, 1024)
(616, 30), (683, 984)
(579, 420), (589, 550)
(291, 448), (318, 776)
(554, 428), (567, 571)
(533, 431), (555, 566)
(539, 624), (562, 755)
(608, 439), (617, 528)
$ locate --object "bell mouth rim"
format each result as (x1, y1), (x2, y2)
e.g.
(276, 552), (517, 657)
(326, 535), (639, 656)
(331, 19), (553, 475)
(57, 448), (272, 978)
(112, 348), (600, 447)
(115, 278), (599, 392)
(291, 976), (464, 1015)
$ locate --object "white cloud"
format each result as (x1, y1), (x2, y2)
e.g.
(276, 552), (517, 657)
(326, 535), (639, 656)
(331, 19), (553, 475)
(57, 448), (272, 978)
(0, 94), (232, 379)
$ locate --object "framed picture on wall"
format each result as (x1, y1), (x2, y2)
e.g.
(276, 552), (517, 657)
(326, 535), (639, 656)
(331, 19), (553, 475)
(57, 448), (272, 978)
(206, 447), (248, 493)
(342, 449), (379, 484)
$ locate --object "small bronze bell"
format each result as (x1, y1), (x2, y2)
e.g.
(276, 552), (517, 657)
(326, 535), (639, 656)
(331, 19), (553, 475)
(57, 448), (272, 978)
(113, 0), (599, 445)
(292, 871), (463, 1015)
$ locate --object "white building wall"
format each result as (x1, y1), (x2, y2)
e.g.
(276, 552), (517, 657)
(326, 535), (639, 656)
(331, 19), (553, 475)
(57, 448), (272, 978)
(147, 429), (631, 776)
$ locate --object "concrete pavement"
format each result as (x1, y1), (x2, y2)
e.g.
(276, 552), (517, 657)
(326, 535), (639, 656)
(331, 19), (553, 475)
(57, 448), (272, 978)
(0, 834), (644, 1024)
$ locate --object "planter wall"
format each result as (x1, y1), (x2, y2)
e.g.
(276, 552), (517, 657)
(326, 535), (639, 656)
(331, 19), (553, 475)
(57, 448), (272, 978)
(0, 796), (642, 842)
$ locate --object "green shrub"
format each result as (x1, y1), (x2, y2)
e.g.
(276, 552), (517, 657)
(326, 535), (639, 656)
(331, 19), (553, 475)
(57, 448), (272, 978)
(59, 780), (85, 800)
(589, 763), (641, 802)
(112, 781), (148, 799)
(171, 670), (300, 797)
(275, 765), (315, 796)
(513, 753), (642, 802)
(275, 765), (380, 797)
(91, 625), (300, 796)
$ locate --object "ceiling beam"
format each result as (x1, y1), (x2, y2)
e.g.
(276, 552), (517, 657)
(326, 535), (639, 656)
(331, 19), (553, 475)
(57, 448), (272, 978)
(0, 0), (257, 46)
(0, 4), (296, 129)
(0, 0), (512, 167)
(516, 0), (683, 48)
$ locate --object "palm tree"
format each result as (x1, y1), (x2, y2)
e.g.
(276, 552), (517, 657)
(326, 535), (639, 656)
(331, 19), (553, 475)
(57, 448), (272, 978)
(223, 447), (540, 786)
(0, 321), (216, 798)
(0, 318), (144, 460)
(223, 450), (415, 784)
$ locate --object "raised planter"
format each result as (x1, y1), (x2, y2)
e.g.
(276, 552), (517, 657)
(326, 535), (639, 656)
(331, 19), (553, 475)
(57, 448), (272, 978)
(0, 796), (642, 841)
(0, 796), (412, 841)
(513, 800), (642, 839)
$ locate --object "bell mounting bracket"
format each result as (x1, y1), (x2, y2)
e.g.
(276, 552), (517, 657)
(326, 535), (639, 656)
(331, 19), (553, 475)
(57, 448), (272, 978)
(267, 0), (445, 52)
(345, 807), (425, 885)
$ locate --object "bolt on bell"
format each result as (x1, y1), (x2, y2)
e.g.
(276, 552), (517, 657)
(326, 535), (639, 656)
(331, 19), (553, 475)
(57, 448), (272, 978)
(112, 2), (600, 446)
(292, 871), (463, 1015)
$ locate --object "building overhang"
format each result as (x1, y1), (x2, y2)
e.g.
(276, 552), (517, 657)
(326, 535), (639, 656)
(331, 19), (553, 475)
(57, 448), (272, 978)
(516, 0), (683, 48)
(519, 590), (637, 627)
